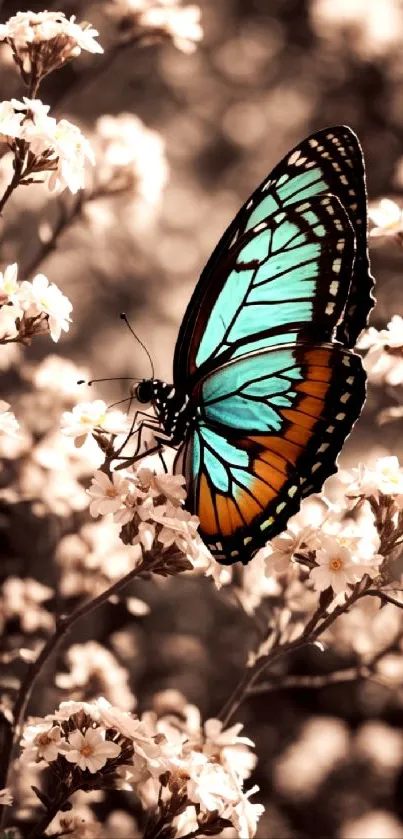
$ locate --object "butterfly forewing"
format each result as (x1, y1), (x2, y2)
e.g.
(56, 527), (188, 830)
(173, 125), (373, 383)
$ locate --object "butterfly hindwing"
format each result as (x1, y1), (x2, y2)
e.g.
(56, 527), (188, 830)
(173, 125), (373, 382)
(178, 343), (365, 564)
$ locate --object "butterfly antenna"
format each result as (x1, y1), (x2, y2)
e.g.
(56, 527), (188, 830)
(77, 376), (140, 386)
(120, 312), (155, 379)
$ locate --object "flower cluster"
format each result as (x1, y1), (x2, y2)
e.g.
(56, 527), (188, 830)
(0, 11), (103, 89)
(0, 98), (94, 194)
(358, 315), (403, 386)
(112, 0), (203, 54)
(94, 113), (168, 206)
(20, 697), (262, 838)
(87, 466), (201, 566)
(0, 262), (72, 344)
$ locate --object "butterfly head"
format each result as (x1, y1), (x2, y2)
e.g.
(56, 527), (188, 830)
(135, 378), (154, 405)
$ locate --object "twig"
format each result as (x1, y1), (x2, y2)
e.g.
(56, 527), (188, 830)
(0, 550), (155, 823)
(367, 589), (403, 609)
(248, 668), (385, 694)
(217, 579), (373, 727)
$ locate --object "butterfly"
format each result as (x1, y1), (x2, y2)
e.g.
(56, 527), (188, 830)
(134, 125), (374, 565)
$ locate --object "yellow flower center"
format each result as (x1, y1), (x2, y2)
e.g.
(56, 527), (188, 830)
(106, 487), (118, 498)
(80, 744), (94, 758)
(330, 557), (343, 572)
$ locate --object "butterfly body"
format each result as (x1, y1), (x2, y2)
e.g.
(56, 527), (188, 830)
(135, 126), (374, 565)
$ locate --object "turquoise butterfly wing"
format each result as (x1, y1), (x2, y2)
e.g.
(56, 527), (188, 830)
(171, 126), (374, 563)
(177, 343), (365, 563)
(174, 125), (374, 384)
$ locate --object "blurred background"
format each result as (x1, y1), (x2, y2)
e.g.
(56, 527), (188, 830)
(2, 0), (403, 836)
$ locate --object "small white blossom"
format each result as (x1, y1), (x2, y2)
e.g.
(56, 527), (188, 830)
(63, 727), (121, 773)
(0, 12), (103, 54)
(139, 4), (203, 53)
(95, 113), (168, 204)
(9, 98), (94, 194)
(19, 273), (72, 341)
(95, 698), (160, 761)
(0, 302), (23, 339)
(0, 263), (19, 304)
(0, 788), (13, 806)
(1, 576), (53, 632)
(358, 316), (403, 386)
(225, 785), (265, 839)
(87, 470), (130, 517)
(203, 718), (256, 780)
(185, 752), (238, 813)
(0, 100), (23, 142)
(0, 399), (20, 437)
(61, 400), (130, 446)
(21, 722), (64, 763)
(310, 534), (381, 595)
(368, 198), (403, 237)
(347, 456), (403, 503)
(48, 118), (95, 193)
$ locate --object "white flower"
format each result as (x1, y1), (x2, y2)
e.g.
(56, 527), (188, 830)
(0, 400), (20, 437)
(139, 4), (203, 54)
(95, 698), (159, 760)
(10, 98), (94, 194)
(95, 113), (168, 205)
(1, 576), (53, 632)
(310, 534), (381, 595)
(19, 273), (72, 341)
(63, 727), (121, 773)
(56, 642), (135, 711)
(0, 11), (103, 56)
(368, 198), (403, 237)
(0, 100), (23, 141)
(203, 718), (256, 781)
(0, 302), (23, 339)
(347, 456), (403, 502)
(0, 263), (19, 304)
(226, 785), (265, 839)
(358, 316), (403, 386)
(48, 118), (95, 193)
(87, 470), (130, 517)
(185, 752), (238, 813)
(50, 700), (100, 722)
(61, 400), (129, 446)
(0, 788), (13, 806)
(21, 722), (64, 763)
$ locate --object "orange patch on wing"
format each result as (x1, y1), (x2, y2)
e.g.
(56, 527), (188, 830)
(247, 470), (277, 504)
(227, 498), (244, 531)
(216, 494), (233, 536)
(282, 409), (317, 430)
(255, 458), (286, 492)
(199, 473), (218, 535)
(285, 424), (312, 445)
(297, 395), (325, 419)
(296, 380), (330, 398)
(251, 435), (302, 464)
(236, 489), (263, 523)
(258, 449), (288, 475)
(305, 349), (332, 367)
(306, 364), (332, 383)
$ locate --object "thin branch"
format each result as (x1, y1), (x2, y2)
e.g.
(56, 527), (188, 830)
(367, 589), (403, 609)
(217, 579), (373, 727)
(0, 550), (156, 821)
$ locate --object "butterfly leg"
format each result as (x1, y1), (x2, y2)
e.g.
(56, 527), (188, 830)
(114, 421), (165, 470)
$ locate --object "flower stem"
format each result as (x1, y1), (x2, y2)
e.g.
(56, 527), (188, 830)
(217, 580), (373, 727)
(0, 165), (22, 215)
(0, 552), (153, 825)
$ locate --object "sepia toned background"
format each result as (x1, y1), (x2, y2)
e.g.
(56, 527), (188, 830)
(2, 0), (403, 836)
